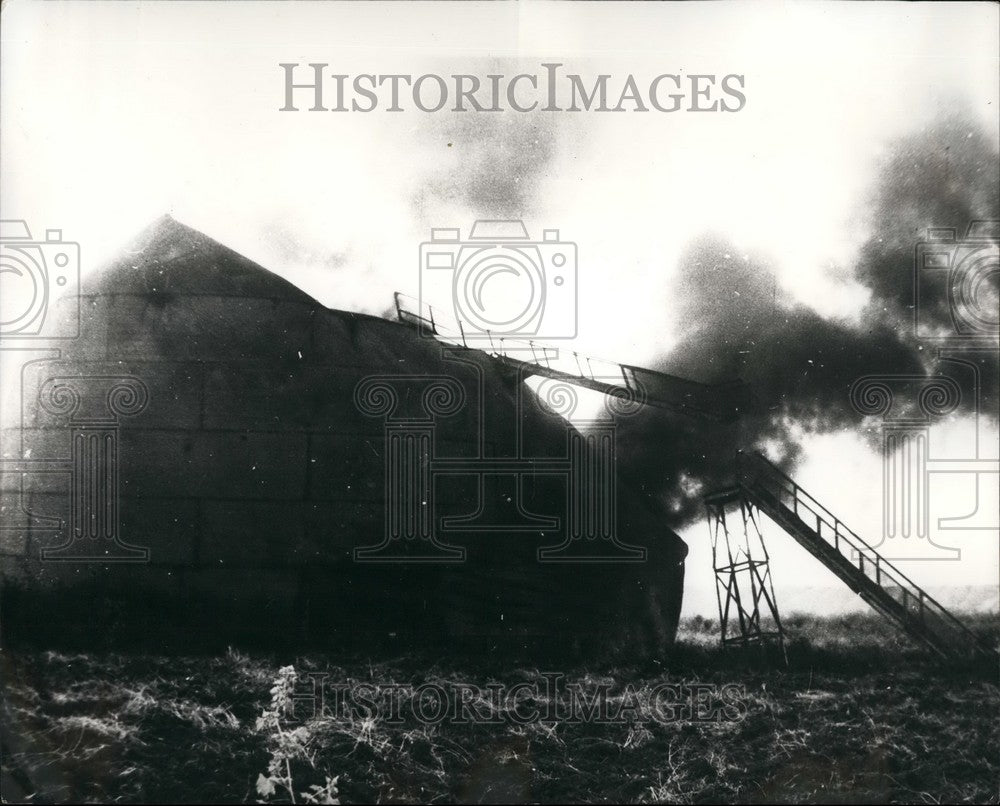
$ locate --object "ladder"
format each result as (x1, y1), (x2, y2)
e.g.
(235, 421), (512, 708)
(735, 451), (997, 661)
(393, 292), (748, 422)
(393, 292), (995, 661)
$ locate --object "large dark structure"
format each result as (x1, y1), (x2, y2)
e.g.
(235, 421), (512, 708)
(1, 217), (689, 654)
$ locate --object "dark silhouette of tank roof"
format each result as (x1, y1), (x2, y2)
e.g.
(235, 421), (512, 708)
(87, 214), (319, 304)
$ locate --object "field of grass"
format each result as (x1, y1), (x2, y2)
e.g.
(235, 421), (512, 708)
(3, 612), (998, 804)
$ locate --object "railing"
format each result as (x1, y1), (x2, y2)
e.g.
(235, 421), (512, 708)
(737, 451), (987, 652)
(396, 292), (645, 390)
(394, 292), (746, 420)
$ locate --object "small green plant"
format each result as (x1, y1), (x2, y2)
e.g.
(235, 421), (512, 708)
(255, 665), (340, 805)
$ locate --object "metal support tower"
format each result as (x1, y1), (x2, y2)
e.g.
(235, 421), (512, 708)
(704, 486), (786, 659)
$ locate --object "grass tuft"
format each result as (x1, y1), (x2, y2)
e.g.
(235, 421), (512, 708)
(2, 611), (997, 803)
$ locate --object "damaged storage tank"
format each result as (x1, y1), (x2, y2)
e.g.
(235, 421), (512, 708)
(1, 216), (690, 654)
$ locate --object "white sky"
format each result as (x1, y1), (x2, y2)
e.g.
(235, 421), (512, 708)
(2, 0), (998, 615)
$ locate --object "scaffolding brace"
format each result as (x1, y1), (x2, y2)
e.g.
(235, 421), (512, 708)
(704, 486), (786, 659)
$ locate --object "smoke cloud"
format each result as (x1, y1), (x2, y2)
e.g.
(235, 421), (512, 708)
(412, 62), (562, 220)
(613, 108), (999, 525)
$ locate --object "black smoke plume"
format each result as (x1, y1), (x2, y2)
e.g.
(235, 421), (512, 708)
(613, 109), (999, 525)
